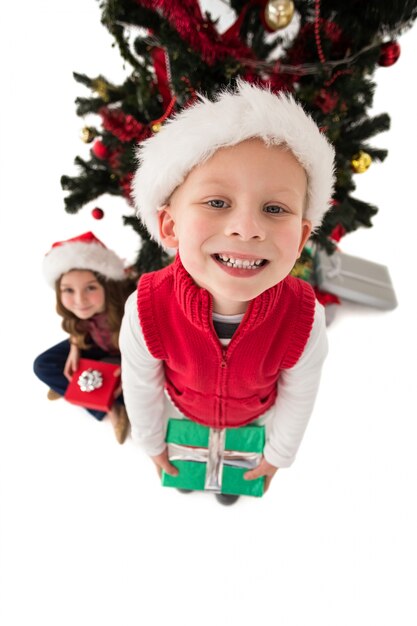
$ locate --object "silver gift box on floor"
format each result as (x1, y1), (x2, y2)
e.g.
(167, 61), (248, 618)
(315, 250), (398, 310)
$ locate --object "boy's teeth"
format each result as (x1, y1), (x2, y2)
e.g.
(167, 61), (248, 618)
(216, 254), (264, 269)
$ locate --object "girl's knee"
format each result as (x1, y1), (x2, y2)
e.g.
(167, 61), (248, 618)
(33, 352), (51, 382)
(33, 349), (60, 380)
(33, 353), (45, 378)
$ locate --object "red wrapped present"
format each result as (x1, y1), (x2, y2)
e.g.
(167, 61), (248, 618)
(64, 358), (120, 412)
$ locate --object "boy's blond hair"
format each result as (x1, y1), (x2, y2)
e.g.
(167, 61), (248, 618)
(134, 80), (335, 244)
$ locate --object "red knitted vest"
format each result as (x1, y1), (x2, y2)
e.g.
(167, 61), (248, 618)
(137, 255), (316, 429)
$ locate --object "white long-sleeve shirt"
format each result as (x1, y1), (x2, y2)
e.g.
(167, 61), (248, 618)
(120, 292), (328, 468)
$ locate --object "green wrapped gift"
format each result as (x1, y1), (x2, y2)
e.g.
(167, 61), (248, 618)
(161, 418), (265, 497)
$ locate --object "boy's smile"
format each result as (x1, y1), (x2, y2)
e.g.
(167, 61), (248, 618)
(212, 252), (267, 274)
(158, 139), (312, 315)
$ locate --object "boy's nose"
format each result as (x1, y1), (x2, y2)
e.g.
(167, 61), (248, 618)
(224, 207), (265, 241)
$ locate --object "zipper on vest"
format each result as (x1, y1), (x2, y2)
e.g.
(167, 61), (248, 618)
(220, 349), (227, 368)
(218, 348), (228, 427)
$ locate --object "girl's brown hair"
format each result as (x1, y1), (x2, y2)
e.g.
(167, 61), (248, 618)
(55, 271), (135, 350)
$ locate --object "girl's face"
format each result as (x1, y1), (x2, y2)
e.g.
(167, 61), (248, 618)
(59, 270), (106, 320)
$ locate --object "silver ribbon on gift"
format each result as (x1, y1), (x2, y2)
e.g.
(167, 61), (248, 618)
(168, 427), (262, 492)
(77, 368), (103, 393)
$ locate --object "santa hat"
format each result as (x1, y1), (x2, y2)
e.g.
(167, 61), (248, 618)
(133, 80), (335, 245)
(42, 231), (125, 287)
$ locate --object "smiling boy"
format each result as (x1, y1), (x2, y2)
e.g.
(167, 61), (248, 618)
(120, 81), (335, 502)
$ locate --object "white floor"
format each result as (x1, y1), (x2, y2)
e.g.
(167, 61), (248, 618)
(1, 3), (416, 625)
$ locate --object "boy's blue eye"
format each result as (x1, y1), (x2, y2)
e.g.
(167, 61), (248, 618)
(264, 204), (286, 214)
(207, 199), (228, 209)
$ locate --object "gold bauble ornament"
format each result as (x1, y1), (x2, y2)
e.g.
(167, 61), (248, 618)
(80, 126), (96, 143)
(264, 0), (295, 31)
(351, 151), (372, 173)
(151, 122), (162, 133)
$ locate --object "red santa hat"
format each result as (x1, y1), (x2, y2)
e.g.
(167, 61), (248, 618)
(42, 231), (125, 287)
(133, 80), (335, 245)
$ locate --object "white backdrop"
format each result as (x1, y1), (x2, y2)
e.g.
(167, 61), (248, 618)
(1, 3), (416, 625)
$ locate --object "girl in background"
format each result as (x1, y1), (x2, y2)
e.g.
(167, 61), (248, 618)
(34, 232), (135, 444)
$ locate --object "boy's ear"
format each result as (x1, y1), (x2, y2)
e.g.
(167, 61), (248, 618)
(297, 219), (313, 257)
(158, 205), (179, 248)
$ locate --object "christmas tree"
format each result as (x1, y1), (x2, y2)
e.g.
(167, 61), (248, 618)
(61, 0), (417, 279)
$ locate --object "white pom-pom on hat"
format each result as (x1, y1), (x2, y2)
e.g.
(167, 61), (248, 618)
(42, 231), (125, 287)
(133, 80), (335, 245)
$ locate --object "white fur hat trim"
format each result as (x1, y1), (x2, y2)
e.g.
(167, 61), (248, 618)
(42, 232), (125, 287)
(133, 80), (335, 244)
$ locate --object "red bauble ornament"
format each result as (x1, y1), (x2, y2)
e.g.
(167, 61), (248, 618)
(379, 41), (401, 67)
(92, 140), (109, 160)
(91, 207), (104, 220)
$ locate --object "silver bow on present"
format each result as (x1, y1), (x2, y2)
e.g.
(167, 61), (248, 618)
(168, 427), (262, 493)
(77, 368), (103, 393)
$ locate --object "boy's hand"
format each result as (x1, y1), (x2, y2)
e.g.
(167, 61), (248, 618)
(151, 448), (179, 479)
(244, 457), (278, 492)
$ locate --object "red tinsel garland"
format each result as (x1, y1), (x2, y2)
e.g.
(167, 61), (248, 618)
(150, 96), (177, 129)
(151, 47), (173, 107)
(107, 147), (123, 171)
(314, 0), (326, 64)
(314, 88), (339, 113)
(288, 20), (347, 67)
(119, 173), (134, 204)
(100, 108), (151, 143)
(136, 0), (253, 65)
